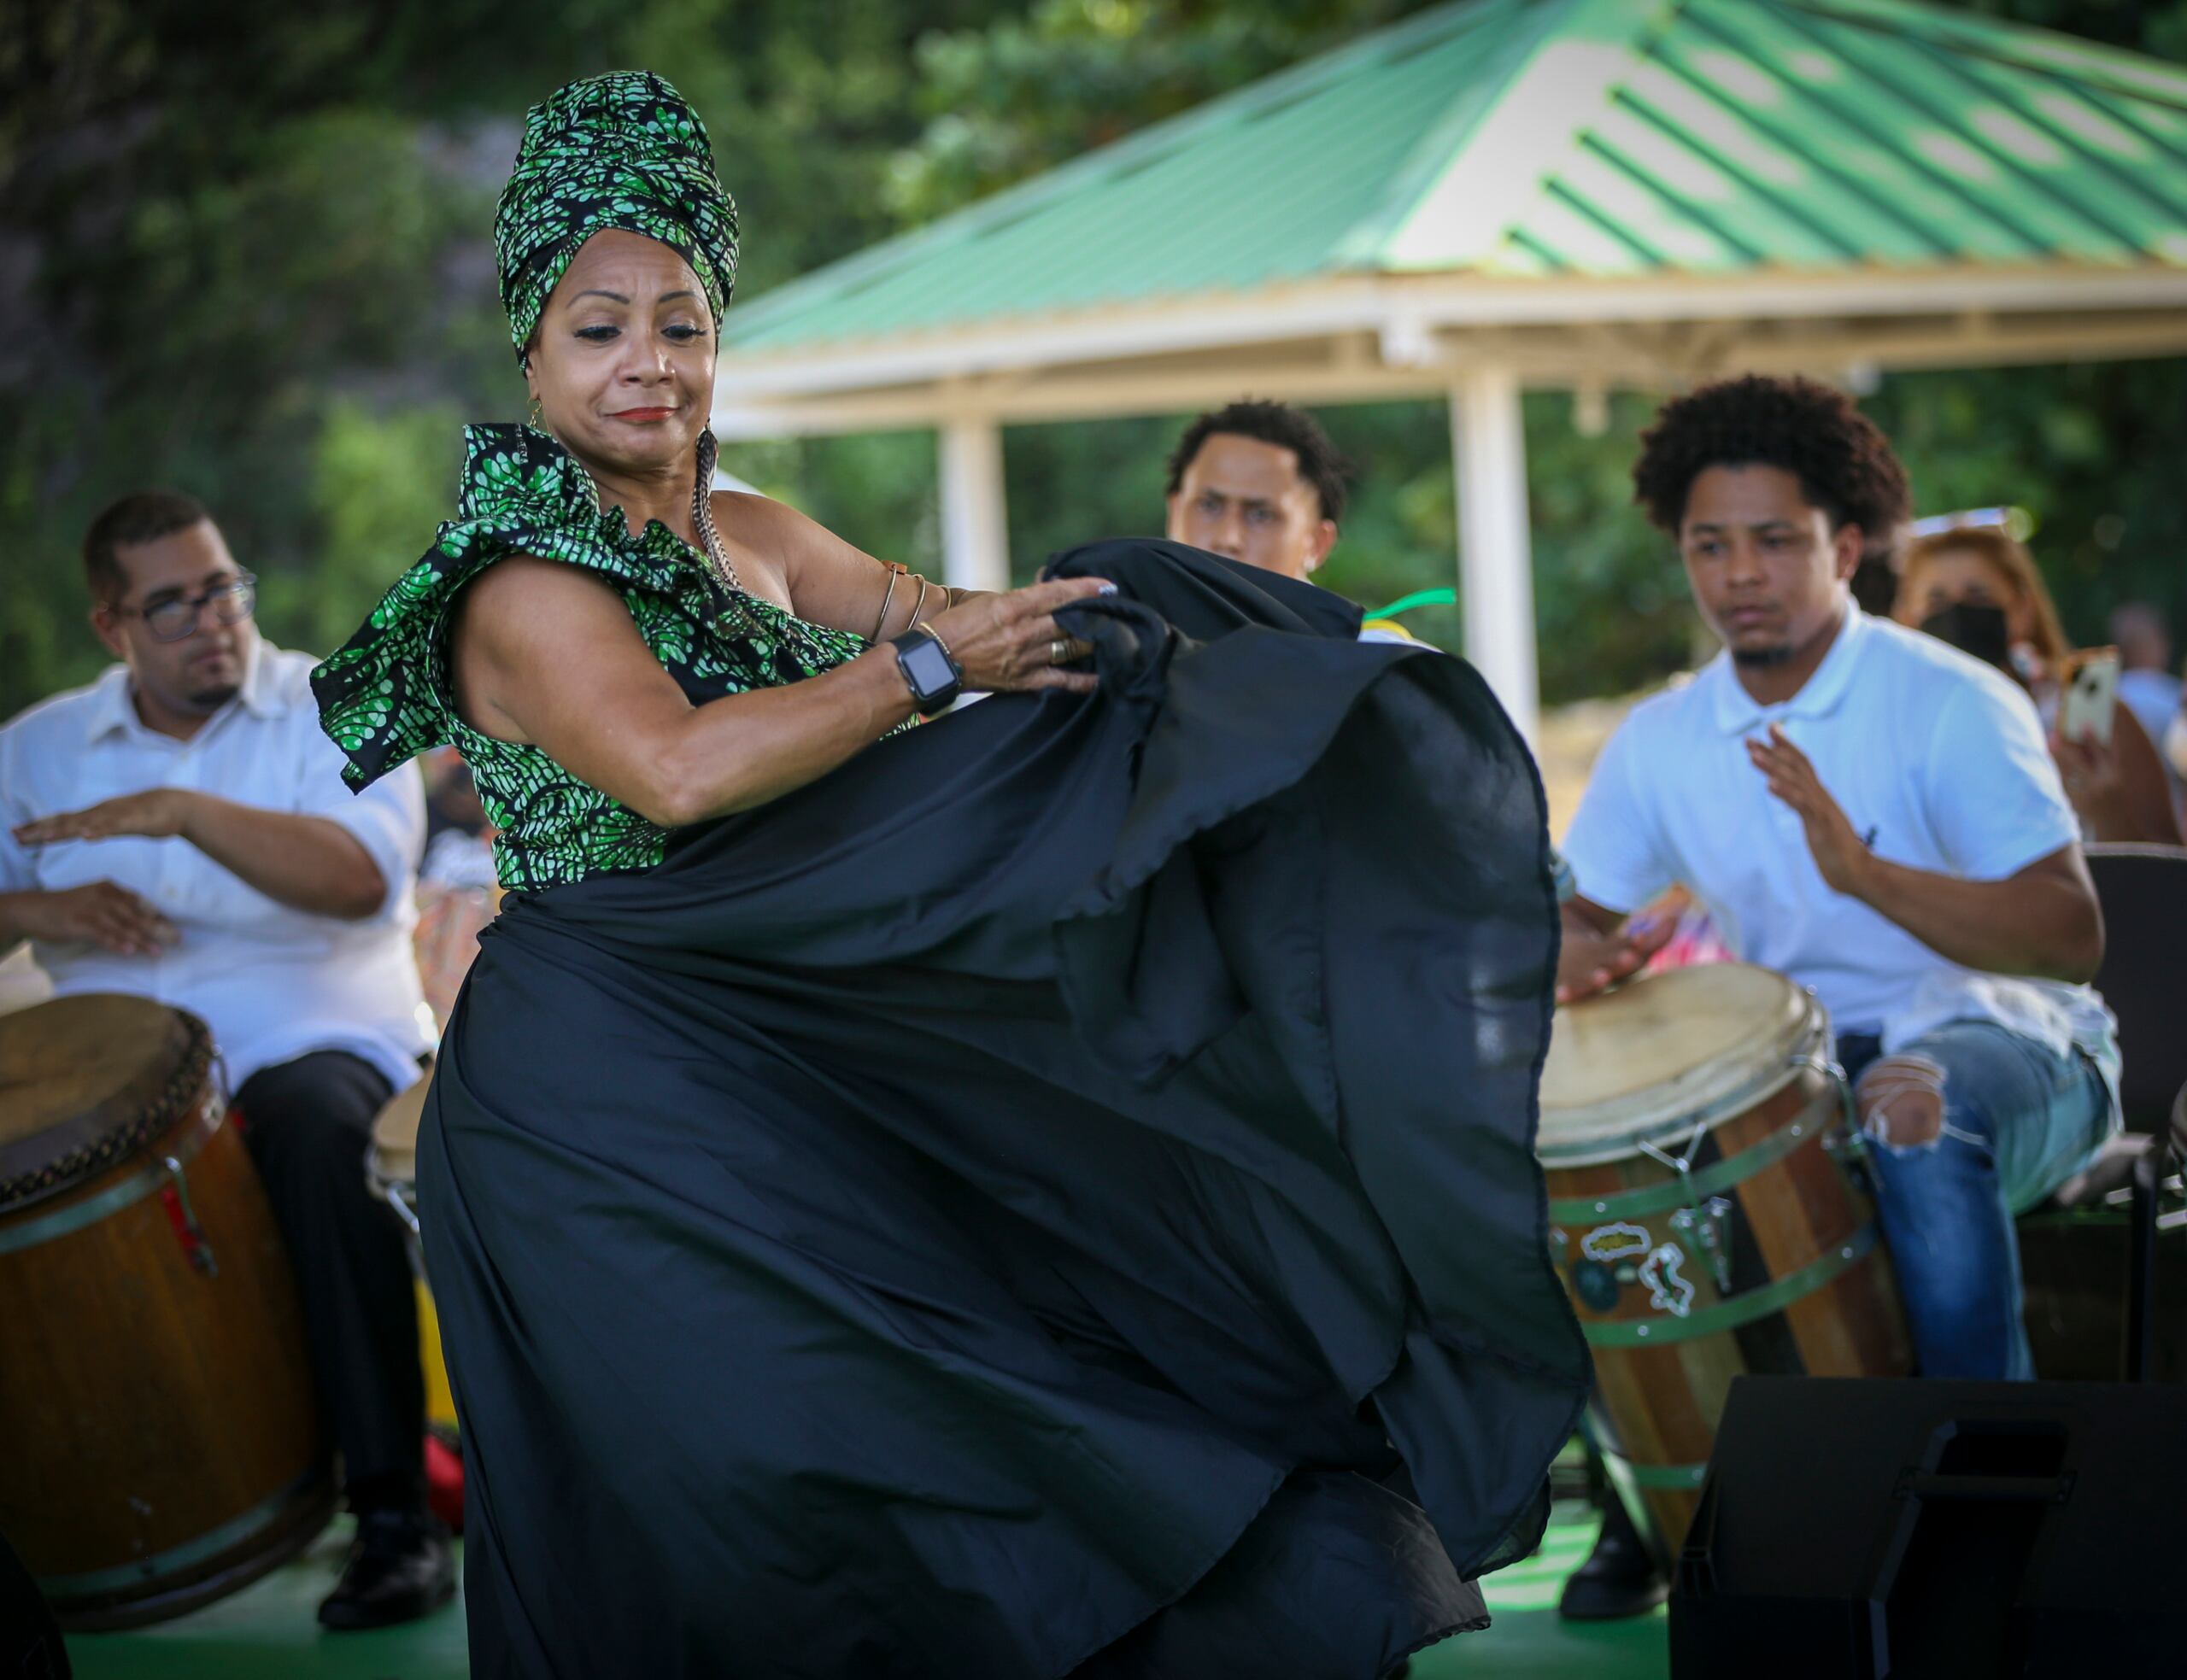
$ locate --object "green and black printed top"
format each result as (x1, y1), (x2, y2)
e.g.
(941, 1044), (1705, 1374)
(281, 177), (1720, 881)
(311, 424), (869, 892)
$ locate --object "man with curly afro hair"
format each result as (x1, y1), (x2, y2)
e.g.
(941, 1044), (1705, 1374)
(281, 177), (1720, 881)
(1551, 374), (2121, 1607)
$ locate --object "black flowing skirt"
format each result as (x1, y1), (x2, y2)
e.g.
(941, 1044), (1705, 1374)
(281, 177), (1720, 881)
(419, 541), (1588, 1678)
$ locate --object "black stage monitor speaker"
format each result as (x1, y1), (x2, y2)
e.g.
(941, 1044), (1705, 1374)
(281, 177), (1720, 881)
(0, 1525), (70, 1679)
(1670, 1377), (2186, 1679)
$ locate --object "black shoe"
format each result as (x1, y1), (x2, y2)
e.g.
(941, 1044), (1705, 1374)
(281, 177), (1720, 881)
(318, 1508), (454, 1631)
(1557, 1496), (1668, 1621)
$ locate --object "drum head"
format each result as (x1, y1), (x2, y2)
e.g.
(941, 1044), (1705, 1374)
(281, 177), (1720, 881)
(1538, 964), (1820, 1164)
(370, 1079), (430, 1187)
(0, 994), (210, 1209)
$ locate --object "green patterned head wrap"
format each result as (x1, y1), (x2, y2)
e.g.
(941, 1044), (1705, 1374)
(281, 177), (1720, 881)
(495, 71), (739, 361)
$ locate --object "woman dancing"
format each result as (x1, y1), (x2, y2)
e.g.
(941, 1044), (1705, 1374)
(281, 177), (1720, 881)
(315, 73), (1586, 1679)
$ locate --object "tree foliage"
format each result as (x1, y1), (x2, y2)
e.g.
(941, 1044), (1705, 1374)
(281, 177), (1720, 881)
(3, 0), (2181, 723)
(869, 0), (2187, 685)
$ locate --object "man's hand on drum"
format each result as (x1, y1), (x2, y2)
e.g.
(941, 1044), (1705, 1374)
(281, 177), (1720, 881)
(1745, 724), (1870, 898)
(0, 882), (178, 955)
(924, 578), (1109, 696)
(1556, 899), (1675, 1005)
(14, 789), (192, 847)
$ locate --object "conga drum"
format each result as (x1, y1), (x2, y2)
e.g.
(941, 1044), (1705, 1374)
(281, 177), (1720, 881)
(0, 996), (334, 1630)
(1537, 963), (1913, 1560)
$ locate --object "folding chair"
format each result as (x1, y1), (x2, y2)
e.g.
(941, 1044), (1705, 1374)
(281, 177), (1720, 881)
(2019, 844), (2187, 1381)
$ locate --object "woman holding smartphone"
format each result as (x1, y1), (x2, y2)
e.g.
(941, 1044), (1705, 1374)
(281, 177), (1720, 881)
(1896, 525), (2180, 845)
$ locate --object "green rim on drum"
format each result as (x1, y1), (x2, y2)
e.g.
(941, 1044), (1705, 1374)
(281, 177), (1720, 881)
(1578, 1222), (1881, 1348)
(1545, 1098), (1827, 1226)
(1602, 1449), (1708, 1490)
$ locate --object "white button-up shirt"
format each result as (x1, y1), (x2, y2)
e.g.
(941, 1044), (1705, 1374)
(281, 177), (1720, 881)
(1561, 608), (2118, 1089)
(0, 643), (431, 1093)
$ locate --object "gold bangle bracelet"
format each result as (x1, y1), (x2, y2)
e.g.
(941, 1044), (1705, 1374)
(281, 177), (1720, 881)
(906, 574), (929, 628)
(871, 563), (905, 641)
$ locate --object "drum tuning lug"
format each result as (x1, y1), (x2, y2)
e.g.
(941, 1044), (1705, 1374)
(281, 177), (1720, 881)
(382, 1184), (422, 1241)
(1823, 1126), (1869, 1163)
(158, 1156), (219, 1279)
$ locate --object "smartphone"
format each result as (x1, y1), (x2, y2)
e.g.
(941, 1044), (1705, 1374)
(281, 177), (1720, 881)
(2059, 647), (2120, 746)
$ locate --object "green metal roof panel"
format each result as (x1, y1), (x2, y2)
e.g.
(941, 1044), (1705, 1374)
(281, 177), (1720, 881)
(1688, 2), (2149, 263)
(724, 0), (2187, 353)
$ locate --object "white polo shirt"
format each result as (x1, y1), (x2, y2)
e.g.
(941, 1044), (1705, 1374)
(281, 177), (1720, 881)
(1562, 608), (2117, 1083)
(0, 643), (431, 1092)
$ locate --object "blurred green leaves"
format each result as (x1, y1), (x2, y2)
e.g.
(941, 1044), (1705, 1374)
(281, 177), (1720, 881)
(1, 0), (2181, 727)
(887, 0), (1421, 221)
(277, 399), (467, 657)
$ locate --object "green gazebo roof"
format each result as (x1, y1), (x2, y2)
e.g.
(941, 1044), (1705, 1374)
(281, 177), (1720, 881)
(724, 0), (2187, 356)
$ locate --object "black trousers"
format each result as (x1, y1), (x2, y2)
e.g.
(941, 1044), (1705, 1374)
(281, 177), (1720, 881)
(233, 1050), (424, 1513)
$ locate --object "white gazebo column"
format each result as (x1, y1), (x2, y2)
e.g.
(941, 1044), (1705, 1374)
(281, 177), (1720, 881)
(937, 415), (1011, 594)
(1451, 367), (1540, 746)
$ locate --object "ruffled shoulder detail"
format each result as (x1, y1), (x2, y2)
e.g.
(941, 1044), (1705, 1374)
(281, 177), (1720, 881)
(457, 421), (600, 526)
(311, 424), (690, 790)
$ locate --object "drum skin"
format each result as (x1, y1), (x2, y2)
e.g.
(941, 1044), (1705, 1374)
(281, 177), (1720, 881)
(1539, 968), (1913, 1560)
(370, 1077), (426, 1194)
(0, 997), (334, 1630)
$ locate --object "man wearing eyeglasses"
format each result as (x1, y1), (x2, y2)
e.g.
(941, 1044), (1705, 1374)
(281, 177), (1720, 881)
(0, 490), (449, 1630)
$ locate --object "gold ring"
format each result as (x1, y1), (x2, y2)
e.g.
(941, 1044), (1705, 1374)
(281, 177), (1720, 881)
(1050, 637), (1069, 665)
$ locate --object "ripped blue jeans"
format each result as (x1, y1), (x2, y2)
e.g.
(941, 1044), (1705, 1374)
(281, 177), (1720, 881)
(1837, 1021), (2114, 1381)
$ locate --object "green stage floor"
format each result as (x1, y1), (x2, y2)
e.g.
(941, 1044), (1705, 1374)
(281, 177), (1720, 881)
(66, 1503), (1668, 1678)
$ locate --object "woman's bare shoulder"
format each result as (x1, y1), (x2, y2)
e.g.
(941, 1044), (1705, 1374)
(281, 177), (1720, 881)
(463, 551), (624, 609)
(712, 489), (876, 565)
(455, 553), (631, 660)
(449, 554), (666, 744)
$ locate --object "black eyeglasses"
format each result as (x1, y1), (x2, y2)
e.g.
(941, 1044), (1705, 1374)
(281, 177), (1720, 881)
(111, 572), (257, 643)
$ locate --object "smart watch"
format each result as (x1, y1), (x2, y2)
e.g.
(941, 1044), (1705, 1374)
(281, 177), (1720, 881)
(888, 626), (964, 717)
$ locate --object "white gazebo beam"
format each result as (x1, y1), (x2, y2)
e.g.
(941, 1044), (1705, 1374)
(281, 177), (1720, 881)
(938, 414), (1011, 594)
(1451, 366), (1539, 746)
(717, 267), (2187, 404)
(712, 311), (2187, 439)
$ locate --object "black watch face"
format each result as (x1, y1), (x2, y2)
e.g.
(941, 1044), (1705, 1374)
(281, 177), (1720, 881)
(900, 636), (959, 704)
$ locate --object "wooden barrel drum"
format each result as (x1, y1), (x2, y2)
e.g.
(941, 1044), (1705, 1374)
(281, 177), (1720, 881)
(1538, 963), (1914, 1560)
(0, 995), (334, 1630)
